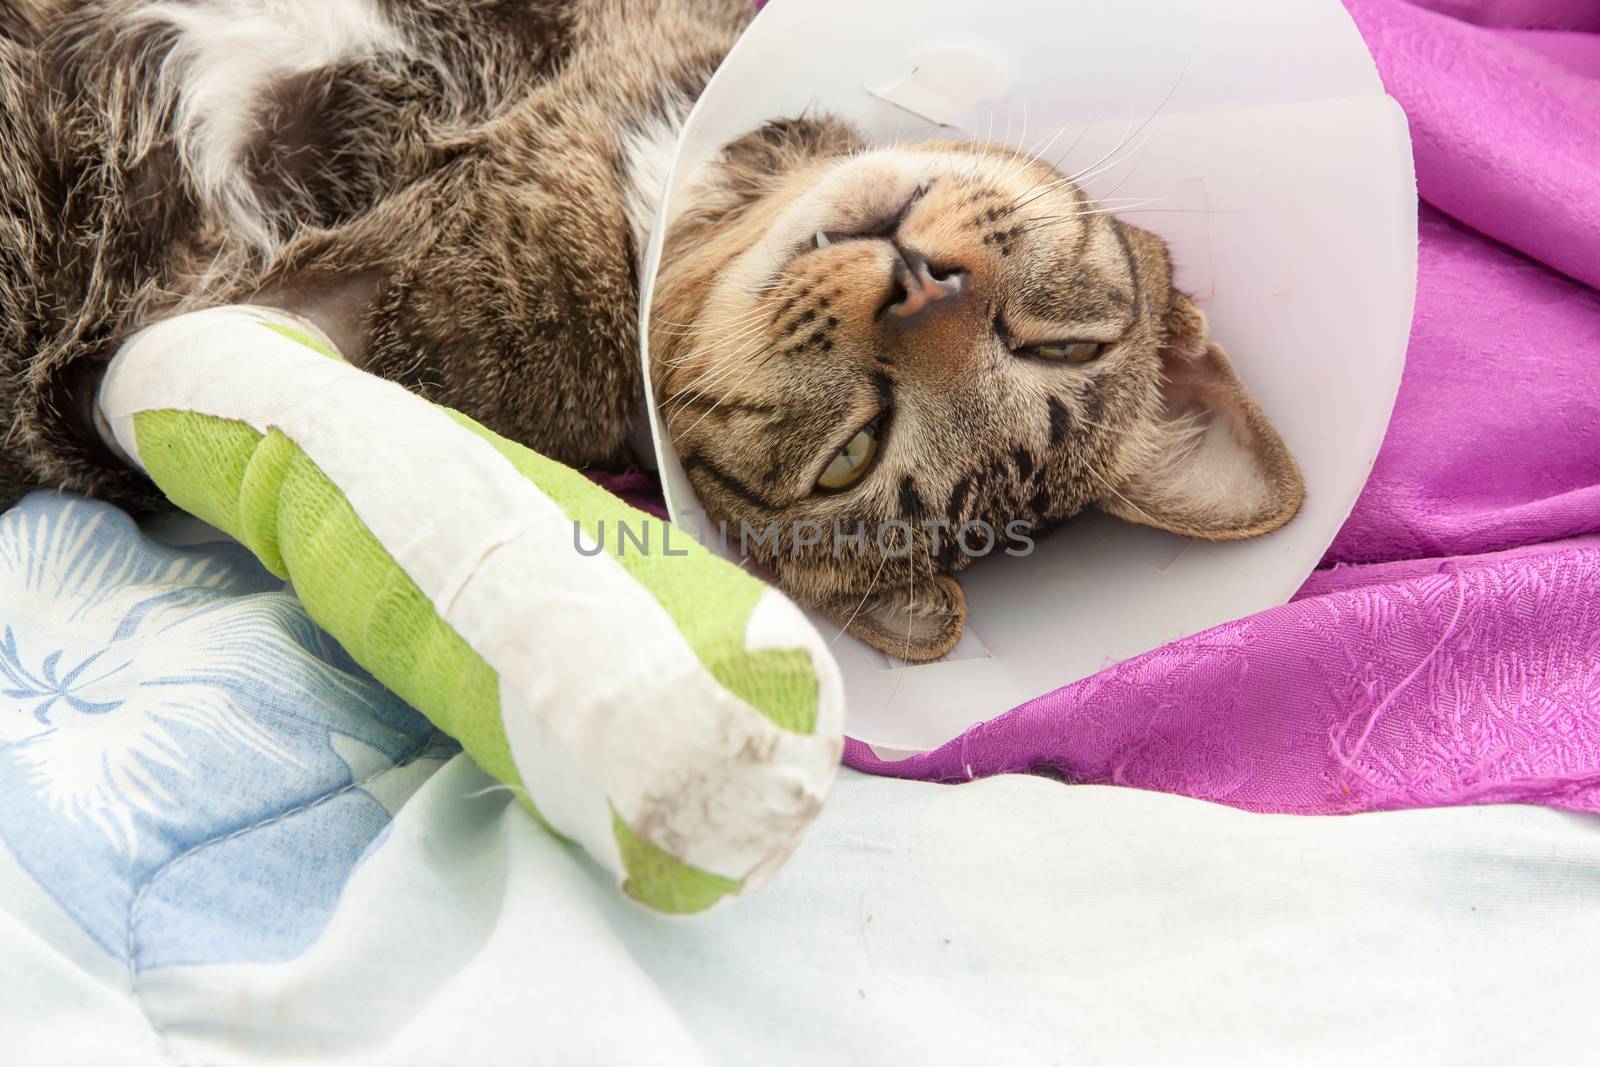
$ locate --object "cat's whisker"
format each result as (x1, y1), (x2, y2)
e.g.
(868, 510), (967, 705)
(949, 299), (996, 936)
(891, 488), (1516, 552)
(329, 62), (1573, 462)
(1011, 199), (1222, 235)
(989, 117), (1073, 206)
(1013, 206), (1242, 239)
(1064, 131), (1158, 194)
(1012, 136), (1156, 213)
(1012, 111), (1104, 205)
(1097, 143), (1163, 204)
(652, 318), (755, 337)
(667, 328), (777, 381)
(1119, 207), (1248, 215)
(679, 312), (779, 350)
(1006, 199), (1166, 238)
(750, 225), (789, 283)
(829, 549), (892, 650)
(659, 359), (747, 411)
(1020, 196), (1167, 222)
(651, 318), (769, 344)
(1024, 118), (1071, 172)
(668, 343), (780, 441)
(681, 318), (780, 365)
(660, 388), (725, 422)
(903, 561), (918, 663)
(656, 341), (756, 370)
(653, 306), (770, 332)
(1010, 108), (1055, 184)
(1062, 118), (1145, 188)
(995, 112), (1038, 191)
(1041, 49), (1193, 207)
(1003, 55), (1190, 215)
(1080, 461), (1163, 529)
(707, 310), (795, 360)
(660, 329), (784, 414)
(661, 352), (753, 407)
(1008, 170), (1091, 213)
(707, 255), (781, 304)
(678, 340), (774, 395)
(650, 305), (774, 336)
(986, 101), (1027, 188)
(1004, 115), (1135, 212)
(996, 145), (1034, 198)
(654, 301), (780, 345)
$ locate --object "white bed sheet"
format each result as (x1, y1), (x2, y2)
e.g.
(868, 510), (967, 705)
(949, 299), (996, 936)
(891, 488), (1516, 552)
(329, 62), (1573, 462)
(9, 759), (1597, 1067)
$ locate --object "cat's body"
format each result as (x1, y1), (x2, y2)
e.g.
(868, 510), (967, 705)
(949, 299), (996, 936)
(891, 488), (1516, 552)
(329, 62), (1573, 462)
(0, 0), (744, 507)
(0, 0), (1304, 659)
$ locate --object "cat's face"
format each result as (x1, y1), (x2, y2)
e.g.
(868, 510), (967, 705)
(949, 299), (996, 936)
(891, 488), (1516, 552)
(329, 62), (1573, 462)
(652, 124), (1303, 661)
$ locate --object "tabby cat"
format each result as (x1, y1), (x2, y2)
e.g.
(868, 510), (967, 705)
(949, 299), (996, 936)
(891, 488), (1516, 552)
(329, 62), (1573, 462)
(0, 0), (1303, 661)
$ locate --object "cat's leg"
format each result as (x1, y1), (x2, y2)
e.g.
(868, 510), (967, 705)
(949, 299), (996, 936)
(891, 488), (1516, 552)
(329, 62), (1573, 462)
(241, 125), (648, 473)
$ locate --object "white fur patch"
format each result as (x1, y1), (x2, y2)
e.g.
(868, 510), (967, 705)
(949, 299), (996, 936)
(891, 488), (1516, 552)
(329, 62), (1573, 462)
(619, 91), (694, 269)
(132, 0), (405, 254)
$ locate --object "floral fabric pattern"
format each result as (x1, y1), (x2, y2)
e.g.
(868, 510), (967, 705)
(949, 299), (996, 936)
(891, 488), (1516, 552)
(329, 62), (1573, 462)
(0, 492), (449, 971)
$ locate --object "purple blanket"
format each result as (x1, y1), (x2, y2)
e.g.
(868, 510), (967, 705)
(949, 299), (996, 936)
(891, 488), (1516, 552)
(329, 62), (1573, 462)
(844, 0), (1600, 815)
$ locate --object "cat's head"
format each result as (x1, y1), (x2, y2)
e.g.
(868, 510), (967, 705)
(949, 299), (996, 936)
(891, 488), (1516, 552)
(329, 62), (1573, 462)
(650, 118), (1303, 661)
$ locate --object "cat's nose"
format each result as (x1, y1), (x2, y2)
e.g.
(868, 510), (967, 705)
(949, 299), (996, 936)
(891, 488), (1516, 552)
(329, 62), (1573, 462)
(881, 248), (968, 327)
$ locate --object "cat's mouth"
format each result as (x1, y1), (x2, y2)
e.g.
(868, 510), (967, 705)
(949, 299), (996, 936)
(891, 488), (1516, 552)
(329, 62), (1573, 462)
(765, 182), (933, 286)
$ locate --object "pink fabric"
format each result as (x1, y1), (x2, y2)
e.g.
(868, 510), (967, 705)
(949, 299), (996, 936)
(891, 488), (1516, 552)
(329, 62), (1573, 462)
(588, 468), (670, 520)
(1405, 0), (1600, 31)
(844, 0), (1600, 815)
(1347, 0), (1600, 293)
(1491, 28), (1600, 78)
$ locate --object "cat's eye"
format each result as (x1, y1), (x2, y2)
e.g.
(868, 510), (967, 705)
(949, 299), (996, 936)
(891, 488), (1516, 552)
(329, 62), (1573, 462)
(1021, 340), (1106, 362)
(817, 422), (881, 491)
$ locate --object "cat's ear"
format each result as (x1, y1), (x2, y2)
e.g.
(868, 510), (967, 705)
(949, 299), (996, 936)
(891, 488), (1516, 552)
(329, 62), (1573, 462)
(1100, 293), (1304, 540)
(822, 575), (966, 663)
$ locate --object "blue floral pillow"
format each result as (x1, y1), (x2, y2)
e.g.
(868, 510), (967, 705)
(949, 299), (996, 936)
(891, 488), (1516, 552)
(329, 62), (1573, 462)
(0, 492), (452, 972)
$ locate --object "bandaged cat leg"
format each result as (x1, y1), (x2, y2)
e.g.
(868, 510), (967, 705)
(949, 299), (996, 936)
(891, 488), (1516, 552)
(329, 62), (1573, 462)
(97, 305), (844, 914)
